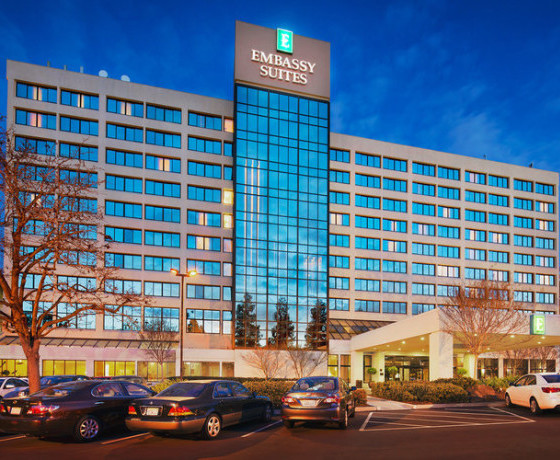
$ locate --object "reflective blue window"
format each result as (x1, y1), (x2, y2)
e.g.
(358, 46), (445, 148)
(355, 257), (380, 271)
(188, 185), (221, 202)
(465, 190), (486, 203)
(382, 260), (407, 273)
(412, 283), (435, 296)
(438, 186), (460, 200)
(329, 277), (349, 290)
(413, 304), (435, 315)
(188, 111), (220, 129)
(144, 256), (180, 272)
(106, 149), (142, 167)
(489, 194), (508, 207)
(329, 234), (350, 247)
(16, 82), (57, 103)
(355, 236), (380, 250)
(60, 143), (98, 162)
(438, 225), (460, 239)
(356, 279), (380, 292)
(105, 200), (142, 219)
(384, 219), (407, 233)
(145, 179), (181, 198)
(107, 97), (143, 117)
(105, 253), (142, 270)
(412, 202), (434, 215)
(146, 154), (181, 173)
(188, 136), (221, 154)
(330, 148), (350, 163)
(106, 123), (142, 142)
(413, 182), (435, 196)
(412, 222), (434, 236)
(15, 136), (56, 156)
(383, 157), (407, 172)
(465, 209), (486, 223)
(465, 171), (486, 184)
(329, 298), (349, 311)
(16, 109), (56, 129)
(382, 281), (407, 294)
(106, 174), (142, 193)
(383, 178), (407, 192)
(329, 255), (349, 268)
(330, 191), (350, 205)
(438, 245), (459, 258)
(146, 129), (181, 148)
(355, 300), (380, 312)
(188, 161), (222, 179)
(382, 302), (407, 314)
(384, 198), (407, 213)
(489, 213), (509, 226)
(145, 230), (180, 247)
(356, 152), (380, 168)
(355, 215), (380, 229)
(145, 205), (180, 222)
(489, 175), (508, 188)
(187, 210), (221, 227)
(412, 162), (435, 176)
(356, 173), (381, 188)
(330, 170), (349, 184)
(187, 260), (221, 276)
(148, 104), (181, 123)
(105, 226), (142, 244)
(438, 166), (459, 180)
(383, 240), (407, 253)
(412, 243), (434, 256)
(412, 263), (435, 276)
(438, 206), (460, 219)
(61, 90), (98, 109)
(514, 179), (532, 192)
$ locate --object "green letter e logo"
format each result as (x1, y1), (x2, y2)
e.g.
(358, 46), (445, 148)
(277, 28), (293, 54)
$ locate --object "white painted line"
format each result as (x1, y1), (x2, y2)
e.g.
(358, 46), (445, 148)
(359, 411), (373, 431)
(436, 409), (518, 417)
(492, 406), (536, 423)
(240, 420), (282, 438)
(0, 435), (26, 442)
(362, 420), (532, 433)
(369, 414), (479, 425)
(367, 420), (429, 428)
(100, 432), (152, 445)
(377, 412), (518, 422)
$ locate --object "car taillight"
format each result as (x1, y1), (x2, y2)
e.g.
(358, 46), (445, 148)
(27, 404), (59, 415)
(282, 396), (296, 404)
(128, 405), (137, 415)
(0, 403), (6, 414)
(323, 395), (341, 404)
(541, 387), (560, 394)
(168, 406), (193, 417)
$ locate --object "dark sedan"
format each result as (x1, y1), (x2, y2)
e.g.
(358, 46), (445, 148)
(2, 374), (90, 399)
(0, 380), (154, 442)
(126, 380), (273, 439)
(281, 376), (356, 429)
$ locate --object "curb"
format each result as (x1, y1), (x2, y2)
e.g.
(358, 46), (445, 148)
(356, 400), (504, 412)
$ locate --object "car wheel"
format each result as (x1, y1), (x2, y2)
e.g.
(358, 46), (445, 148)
(74, 415), (101, 442)
(530, 398), (542, 415)
(262, 404), (273, 422)
(201, 413), (221, 440)
(338, 408), (348, 429)
(505, 393), (513, 408)
(283, 420), (294, 429)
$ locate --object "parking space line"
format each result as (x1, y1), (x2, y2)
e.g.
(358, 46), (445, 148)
(100, 432), (152, 445)
(359, 412), (373, 431)
(368, 420), (431, 428)
(373, 413), (518, 423)
(240, 420), (282, 438)
(362, 420), (533, 432)
(368, 414), (482, 425)
(0, 435), (26, 442)
(491, 407), (535, 422)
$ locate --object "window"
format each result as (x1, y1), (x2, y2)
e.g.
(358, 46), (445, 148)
(187, 210), (221, 227)
(488, 250), (509, 263)
(329, 234), (350, 247)
(188, 161), (222, 179)
(188, 111), (220, 129)
(514, 179), (532, 192)
(61, 90), (98, 109)
(438, 166), (460, 180)
(106, 123), (142, 142)
(383, 178), (407, 192)
(224, 166), (233, 180)
(106, 149), (143, 168)
(535, 237), (554, 249)
(144, 307), (179, 332)
(514, 198), (533, 210)
(382, 260), (407, 273)
(60, 143), (98, 162)
(187, 260), (221, 276)
(146, 129), (181, 148)
(412, 202), (434, 216)
(330, 148), (350, 163)
(383, 218), (407, 233)
(514, 291), (534, 303)
(383, 157), (407, 172)
(186, 309), (220, 333)
(144, 281), (180, 297)
(465, 268), (486, 280)
(188, 136), (220, 154)
(535, 274), (555, 286)
(330, 212), (349, 226)
(413, 304), (435, 315)
(107, 97), (143, 117)
(355, 300), (380, 312)
(105, 279), (141, 294)
(488, 213), (509, 226)
(188, 186), (221, 203)
(382, 281), (407, 294)
(412, 263), (435, 276)
(57, 303), (95, 329)
(384, 198), (407, 213)
(355, 257), (380, 271)
(535, 255), (555, 268)
(535, 183), (554, 195)
(437, 265), (459, 278)
(438, 225), (459, 239)
(465, 209), (486, 223)
(514, 253), (533, 266)
(535, 201), (554, 214)
(465, 190), (486, 203)
(329, 255), (349, 268)
(145, 205), (181, 223)
(438, 245), (459, 258)
(536, 293), (555, 304)
(356, 152), (381, 168)
(465, 171), (486, 184)
(438, 205), (460, 219)
(489, 270), (509, 282)
(15, 136), (56, 156)
(438, 285), (459, 297)
(356, 173), (381, 189)
(187, 285), (221, 300)
(105, 200), (142, 219)
(514, 234), (533, 247)
(413, 182), (435, 196)
(465, 248), (486, 261)
(144, 256), (180, 272)
(383, 302), (407, 314)
(488, 231), (509, 245)
(355, 236), (380, 250)
(146, 154), (181, 173)
(105, 174), (142, 193)
(412, 242), (435, 256)
(329, 276), (349, 290)
(355, 194), (380, 209)
(59, 116), (98, 135)
(223, 262), (232, 276)
(488, 175), (508, 188)
(514, 216), (533, 228)
(16, 82), (56, 102)
(145, 179), (181, 198)
(412, 283), (435, 296)
(105, 253), (142, 270)
(105, 226), (142, 245)
(438, 186), (460, 200)
(514, 272), (534, 284)
(330, 170), (350, 184)
(15, 109), (56, 129)
(148, 104), (181, 123)
(355, 279), (380, 291)
(330, 191), (350, 205)
(145, 230), (180, 247)
(536, 219), (555, 232)
(187, 235), (221, 251)
(488, 194), (509, 207)
(104, 306), (142, 331)
(412, 162), (435, 176)
(383, 239), (407, 253)
(412, 222), (434, 236)
(329, 298), (349, 311)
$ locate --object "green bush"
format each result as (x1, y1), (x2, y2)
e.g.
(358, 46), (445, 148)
(243, 380), (295, 407)
(353, 388), (368, 406)
(481, 376), (518, 391)
(456, 368), (468, 377)
(369, 381), (469, 403)
(433, 377), (477, 391)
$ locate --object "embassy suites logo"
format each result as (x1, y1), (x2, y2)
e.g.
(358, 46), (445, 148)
(249, 28), (317, 85)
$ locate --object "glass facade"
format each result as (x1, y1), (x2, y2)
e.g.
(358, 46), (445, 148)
(234, 84), (329, 348)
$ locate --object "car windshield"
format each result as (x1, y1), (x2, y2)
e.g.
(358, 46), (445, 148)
(291, 378), (337, 392)
(542, 374), (560, 384)
(157, 382), (206, 398)
(31, 382), (88, 398)
(40, 376), (72, 386)
(0, 378), (5, 385)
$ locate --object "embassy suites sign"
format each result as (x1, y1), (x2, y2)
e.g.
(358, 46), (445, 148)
(235, 21), (330, 100)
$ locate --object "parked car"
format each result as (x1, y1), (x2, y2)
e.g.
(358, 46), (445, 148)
(126, 380), (273, 439)
(0, 380), (154, 441)
(505, 373), (560, 414)
(281, 376), (356, 429)
(2, 375), (90, 399)
(0, 378), (29, 399)
(107, 376), (147, 386)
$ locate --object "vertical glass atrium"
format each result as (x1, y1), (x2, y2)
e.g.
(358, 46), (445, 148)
(234, 84), (329, 348)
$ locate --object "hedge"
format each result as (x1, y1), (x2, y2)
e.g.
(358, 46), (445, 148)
(480, 376), (518, 391)
(433, 377), (478, 391)
(353, 388), (368, 406)
(369, 381), (469, 403)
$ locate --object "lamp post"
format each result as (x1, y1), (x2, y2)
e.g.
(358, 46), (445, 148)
(170, 268), (197, 379)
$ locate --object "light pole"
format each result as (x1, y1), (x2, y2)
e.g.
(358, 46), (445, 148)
(170, 268), (197, 379)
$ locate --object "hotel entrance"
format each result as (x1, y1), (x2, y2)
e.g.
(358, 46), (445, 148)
(385, 356), (429, 381)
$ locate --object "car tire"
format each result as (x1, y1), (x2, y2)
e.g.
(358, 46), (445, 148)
(262, 404), (273, 422)
(338, 408), (348, 429)
(505, 393), (513, 408)
(283, 420), (294, 429)
(201, 413), (221, 440)
(74, 415), (101, 442)
(529, 398), (542, 415)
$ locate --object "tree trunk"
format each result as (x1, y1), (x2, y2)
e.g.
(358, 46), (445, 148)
(474, 355), (479, 381)
(21, 340), (41, 394)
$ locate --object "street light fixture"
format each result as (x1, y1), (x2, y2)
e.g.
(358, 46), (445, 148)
(170, 268), (198, 379)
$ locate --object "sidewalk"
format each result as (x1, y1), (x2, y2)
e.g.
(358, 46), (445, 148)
(355, 396), (505, 412)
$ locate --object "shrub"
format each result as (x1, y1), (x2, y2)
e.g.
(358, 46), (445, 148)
(433, 377), (477, 391)
(369, 381), (469, 403)
(481, 376), (518, 391)
(243, 380), (295, 407)
(353, 388), (368, 406)
(456, 368), (468, 377)
(151, 378), (183, 394)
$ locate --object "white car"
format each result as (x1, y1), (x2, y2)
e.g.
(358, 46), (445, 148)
(505, 373), (560, 414)
(0, 377), (29, 398)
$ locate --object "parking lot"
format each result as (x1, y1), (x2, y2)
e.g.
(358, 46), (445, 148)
(1, 406), (559, 459)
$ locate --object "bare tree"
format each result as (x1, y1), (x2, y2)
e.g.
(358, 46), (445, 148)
(286, 347), (327, 378)
(441, 280), (529, 376)
(139, 318), (176, 381)
(241, 348), (281, 379)
(0, 128), (143, 392)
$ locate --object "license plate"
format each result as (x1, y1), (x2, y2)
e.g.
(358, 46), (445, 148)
(10, 406), (22, 415)
(300, 400), (317, 407)
(145, 407), (160, 416)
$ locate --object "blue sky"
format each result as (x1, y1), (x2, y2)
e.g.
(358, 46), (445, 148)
(1, 0), (559, 172)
